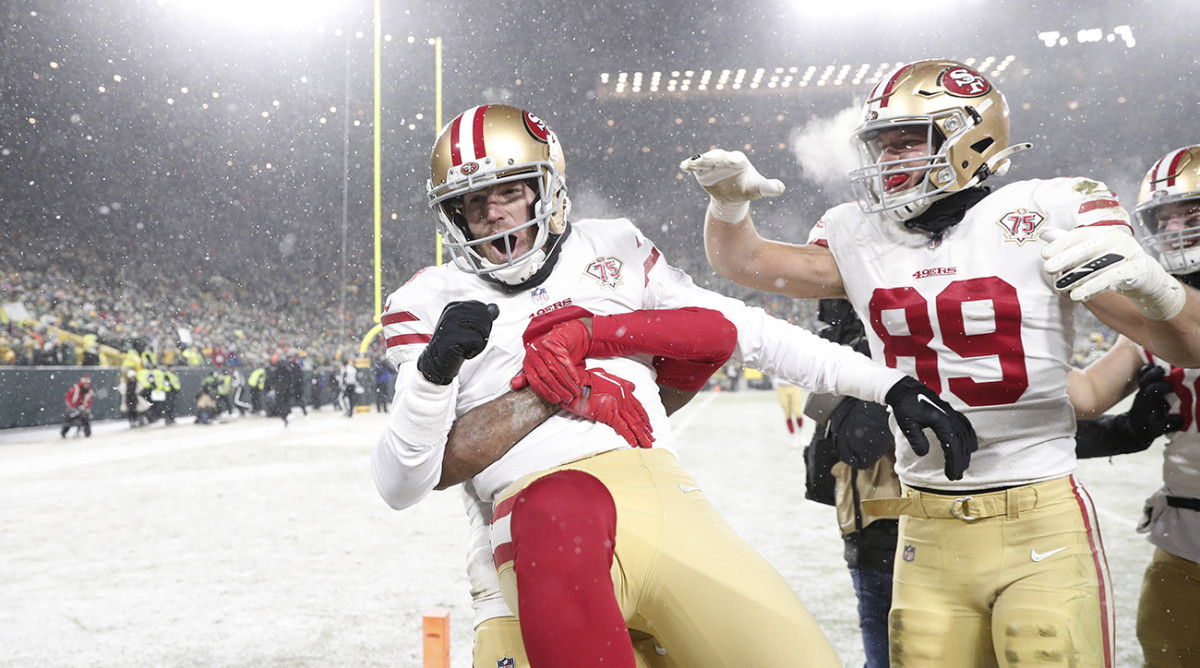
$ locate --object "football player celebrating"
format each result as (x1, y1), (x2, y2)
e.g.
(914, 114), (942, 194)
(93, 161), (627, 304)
(682, 60), (1200, 667)
(1068, 145), (1200, 668)
(371, 104), (977, 668)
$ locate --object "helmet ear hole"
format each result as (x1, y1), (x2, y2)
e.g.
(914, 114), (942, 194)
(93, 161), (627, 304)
(970, 137), (995, 154)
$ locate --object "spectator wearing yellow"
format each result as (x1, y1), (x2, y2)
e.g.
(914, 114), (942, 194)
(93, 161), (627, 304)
(217, 370), (233, 414)
(140, 348), (158, 369)
(248, 367), (266, 413)
(122, 348), (141, 372)
(182, 346), (204, 366)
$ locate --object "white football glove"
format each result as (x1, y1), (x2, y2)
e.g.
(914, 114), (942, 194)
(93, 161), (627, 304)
(1042, 226), (1186, 321)
(679, 149), (785, 223)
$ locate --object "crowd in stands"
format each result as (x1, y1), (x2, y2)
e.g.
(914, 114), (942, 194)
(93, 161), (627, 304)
(0, 225), (381, 370)
(1, 210), (1114, 375)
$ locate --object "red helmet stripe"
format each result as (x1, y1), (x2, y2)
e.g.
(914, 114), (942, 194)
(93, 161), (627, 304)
(875, 64), (912, 109)
(472, 104), (489, 159)
(1152, 147), (1187, 188)
(449, 110), (465, 166)
(1165, 147), (1189, 187)
(449, 105), (490, 166)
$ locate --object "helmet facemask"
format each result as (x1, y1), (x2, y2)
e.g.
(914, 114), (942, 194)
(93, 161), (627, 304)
(1134, 197), (1200, 275)
(849, 117), (957, 222)
(429, 162), (567, 286)
(1134, 145), (1200, 277)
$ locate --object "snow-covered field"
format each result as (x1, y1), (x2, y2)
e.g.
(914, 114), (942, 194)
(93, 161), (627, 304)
(1, 391), (1157, 667)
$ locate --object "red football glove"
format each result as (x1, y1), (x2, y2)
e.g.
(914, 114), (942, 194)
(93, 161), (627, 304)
(562, 367), (655, 448)
(512, 365), (654, 449)
(517, 319), (592, 405)
(514, 308), (737, 401)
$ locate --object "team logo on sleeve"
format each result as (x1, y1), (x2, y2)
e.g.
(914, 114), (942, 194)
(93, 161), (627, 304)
(585, 257), (624, 289)
(996, 209), (1046, 245)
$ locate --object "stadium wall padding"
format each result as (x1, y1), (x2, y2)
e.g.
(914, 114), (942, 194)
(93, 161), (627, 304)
(0, 367), (382, 429)
(0, 367), (207, 429)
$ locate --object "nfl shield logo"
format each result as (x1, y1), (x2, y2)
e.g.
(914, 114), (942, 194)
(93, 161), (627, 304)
(531, 286), (549, 305)
(497, 658), (515, 668)
(902, 544), (916, 562)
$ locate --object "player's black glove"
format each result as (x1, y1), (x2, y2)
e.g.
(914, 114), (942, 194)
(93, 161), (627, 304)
(830, 398), (895, 470)
(1075, 363), (1183, 458)
(884, 376), (978, 481)
(416, 301), (500, 385)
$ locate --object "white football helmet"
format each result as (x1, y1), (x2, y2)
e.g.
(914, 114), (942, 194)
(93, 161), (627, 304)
(1133, 145), (1200, 275)
(427, 104), (570, 287)
(848, 59), (1030, 222)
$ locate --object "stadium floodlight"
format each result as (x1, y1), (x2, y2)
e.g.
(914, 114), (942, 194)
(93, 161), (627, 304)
(596, 57), (1014, 101)
(162, 0), (343, 31)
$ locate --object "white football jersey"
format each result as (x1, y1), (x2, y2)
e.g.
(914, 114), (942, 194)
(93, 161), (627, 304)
(379, 217), (904, 505)
(810, 177), (1132, 490)
(1138, 350), (1200, 562)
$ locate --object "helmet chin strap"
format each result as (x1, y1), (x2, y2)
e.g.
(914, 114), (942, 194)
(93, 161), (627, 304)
(971, 142), (1034, 185)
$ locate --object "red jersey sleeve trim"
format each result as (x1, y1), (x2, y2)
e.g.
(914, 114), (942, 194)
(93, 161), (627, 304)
(1077, 199), (1121, 214)
(386, 333), (432, 348)
(381, 311), (420, 327)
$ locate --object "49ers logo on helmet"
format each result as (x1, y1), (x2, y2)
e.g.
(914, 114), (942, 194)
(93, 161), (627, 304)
(460, 161), (480, 175)
(523, 112), (552, 144)
(941, 67), (991, 97)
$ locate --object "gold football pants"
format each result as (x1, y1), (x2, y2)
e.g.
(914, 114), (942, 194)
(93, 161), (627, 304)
(776, 383), (805, 419)
(887, 475), (1114, 667)
(491, 448), (841, 668)
(1137, 547), (1200, 668)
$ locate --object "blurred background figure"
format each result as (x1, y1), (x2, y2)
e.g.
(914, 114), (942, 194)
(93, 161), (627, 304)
(340, 358), (358, 418)
(194, 375), (220, 425)
(61, 374), (94, 438)
(373, 357), (393, 412)
(164, 365), (181, 424)
(247, 365), (265, 414)
(773, 377), (804, 444)
(120, 368), (147, 428)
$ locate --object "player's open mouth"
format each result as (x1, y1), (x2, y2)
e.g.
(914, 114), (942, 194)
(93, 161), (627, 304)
(491, 234), (521, 260)
(884, 173), (910, 192)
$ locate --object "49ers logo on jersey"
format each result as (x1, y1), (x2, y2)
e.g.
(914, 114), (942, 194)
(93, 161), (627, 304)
(585, 257), (624, 289)
(997, 209), (1046, 245)
(523, 112), (551, 143)
(940, 67), (990, 97)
